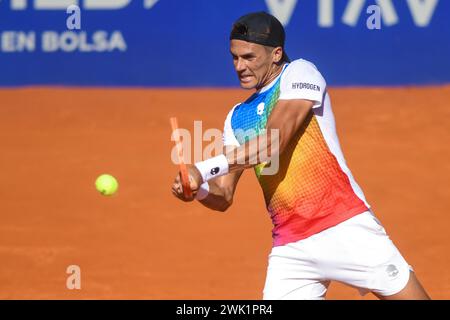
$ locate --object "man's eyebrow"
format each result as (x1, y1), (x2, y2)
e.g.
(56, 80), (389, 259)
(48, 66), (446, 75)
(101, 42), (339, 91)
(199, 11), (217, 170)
(230, 52), (255, 59)
(241, 53), (255, 59)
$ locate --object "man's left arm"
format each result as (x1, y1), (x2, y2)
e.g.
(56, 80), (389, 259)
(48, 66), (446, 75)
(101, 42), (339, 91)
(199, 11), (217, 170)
(187, 98), (313, 187)
(175, 98), (308, 203)
(189, 61), (325, 187)
(226, 98), (313, 173)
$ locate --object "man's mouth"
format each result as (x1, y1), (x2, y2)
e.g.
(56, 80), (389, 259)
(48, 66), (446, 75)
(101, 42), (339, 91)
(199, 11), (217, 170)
(239, 75), (253, 83)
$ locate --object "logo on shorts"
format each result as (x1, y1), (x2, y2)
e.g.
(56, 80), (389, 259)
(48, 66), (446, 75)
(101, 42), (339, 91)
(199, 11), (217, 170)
(386, 264), (399, 279)
(210, 167), (220, 175)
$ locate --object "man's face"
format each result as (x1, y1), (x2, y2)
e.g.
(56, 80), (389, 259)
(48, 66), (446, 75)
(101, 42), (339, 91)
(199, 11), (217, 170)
(230, 39), (275, 90)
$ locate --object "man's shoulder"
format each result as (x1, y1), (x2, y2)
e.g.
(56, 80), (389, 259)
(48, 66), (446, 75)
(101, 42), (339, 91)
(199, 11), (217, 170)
(225, 103), (241, 120)
(278, 58), (327, 102)
(284, 58), (321, 75)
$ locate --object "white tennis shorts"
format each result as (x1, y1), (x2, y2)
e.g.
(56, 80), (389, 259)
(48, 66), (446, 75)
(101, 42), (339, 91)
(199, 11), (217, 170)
(263, 211), (412, 300)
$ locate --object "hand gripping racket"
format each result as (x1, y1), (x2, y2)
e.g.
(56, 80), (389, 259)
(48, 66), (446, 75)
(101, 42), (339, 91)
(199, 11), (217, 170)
(170, 117), (193, 198)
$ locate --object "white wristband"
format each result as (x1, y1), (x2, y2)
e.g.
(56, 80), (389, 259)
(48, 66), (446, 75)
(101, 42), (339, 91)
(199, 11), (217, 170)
(195, 182), (210, 201)
(194, 154), (229, 183)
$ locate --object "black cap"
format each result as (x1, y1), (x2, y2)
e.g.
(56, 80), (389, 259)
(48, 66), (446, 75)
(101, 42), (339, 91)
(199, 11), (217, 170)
(230, 12), (289, 61)
(230, 12), (285, 48)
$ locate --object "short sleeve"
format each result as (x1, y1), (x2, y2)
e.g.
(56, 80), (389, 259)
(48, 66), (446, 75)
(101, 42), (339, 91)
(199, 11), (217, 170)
(278, 59), (326, 108)
(223, 104), (240, 147)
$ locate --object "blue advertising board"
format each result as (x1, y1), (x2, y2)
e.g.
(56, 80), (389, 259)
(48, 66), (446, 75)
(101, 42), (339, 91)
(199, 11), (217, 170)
(0, 0), (449, 86)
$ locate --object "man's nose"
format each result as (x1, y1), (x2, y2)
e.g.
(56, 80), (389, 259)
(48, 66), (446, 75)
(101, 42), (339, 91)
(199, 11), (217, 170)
(235, 58), (246, 72)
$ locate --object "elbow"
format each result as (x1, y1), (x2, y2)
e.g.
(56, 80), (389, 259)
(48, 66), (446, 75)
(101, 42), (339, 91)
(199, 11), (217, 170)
(217, 201), (232, 212)
(216, 206), (228, 213)
(217, 191), (234, 212)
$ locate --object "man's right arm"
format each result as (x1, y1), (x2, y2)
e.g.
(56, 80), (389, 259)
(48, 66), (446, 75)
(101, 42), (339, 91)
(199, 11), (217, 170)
(172, 106), (243, 211)
(197, 105), (243, 212)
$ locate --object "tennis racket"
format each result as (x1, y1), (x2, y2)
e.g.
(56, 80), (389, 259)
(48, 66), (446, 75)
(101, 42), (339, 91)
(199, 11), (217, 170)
(170, 117), (193, 198)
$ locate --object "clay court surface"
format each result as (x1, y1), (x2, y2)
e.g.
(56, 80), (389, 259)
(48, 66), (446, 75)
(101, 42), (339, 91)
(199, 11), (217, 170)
(0, 86), (449, 299)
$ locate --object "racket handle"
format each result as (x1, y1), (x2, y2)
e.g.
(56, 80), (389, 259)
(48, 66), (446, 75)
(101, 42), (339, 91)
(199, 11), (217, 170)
(170, 117), (193, 199)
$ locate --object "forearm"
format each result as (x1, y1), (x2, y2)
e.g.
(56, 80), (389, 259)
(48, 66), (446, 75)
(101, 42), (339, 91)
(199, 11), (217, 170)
(226, 130), (279, 173)
(192, 100), (312, 185)
(226, 104), (312, 173)
(197, 180), (233, 212)
(193, 128), (286, 184)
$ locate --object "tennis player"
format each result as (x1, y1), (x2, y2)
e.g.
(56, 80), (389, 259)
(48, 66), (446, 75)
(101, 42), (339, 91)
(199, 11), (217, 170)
(172, 12), (430, 300)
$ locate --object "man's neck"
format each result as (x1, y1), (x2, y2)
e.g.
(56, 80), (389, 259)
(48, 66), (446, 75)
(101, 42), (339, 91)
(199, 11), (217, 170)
(256, 63), (285, 91)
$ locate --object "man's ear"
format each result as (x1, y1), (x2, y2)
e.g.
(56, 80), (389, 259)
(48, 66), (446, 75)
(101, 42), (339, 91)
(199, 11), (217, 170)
(273, 47), (283, 63)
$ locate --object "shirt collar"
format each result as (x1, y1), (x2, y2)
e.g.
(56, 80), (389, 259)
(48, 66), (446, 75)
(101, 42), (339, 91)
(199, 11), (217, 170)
(258, 63), (288, 93)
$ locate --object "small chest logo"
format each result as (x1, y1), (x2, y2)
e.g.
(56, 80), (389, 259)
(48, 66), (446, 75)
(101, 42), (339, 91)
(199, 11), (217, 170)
(257, 102), (265, 115)
(210, 167), (220, 175)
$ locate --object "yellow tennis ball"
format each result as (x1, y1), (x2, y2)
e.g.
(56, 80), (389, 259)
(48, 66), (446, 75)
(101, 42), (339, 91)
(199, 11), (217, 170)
(95, 174), (118, 196)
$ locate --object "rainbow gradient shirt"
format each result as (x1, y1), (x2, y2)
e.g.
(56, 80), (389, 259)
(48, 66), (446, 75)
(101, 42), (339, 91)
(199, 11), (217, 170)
(223, 59), (369, 247)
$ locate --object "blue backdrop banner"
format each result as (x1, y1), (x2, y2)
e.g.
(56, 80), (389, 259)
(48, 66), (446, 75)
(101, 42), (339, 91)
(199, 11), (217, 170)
(0, 0), (449, 86)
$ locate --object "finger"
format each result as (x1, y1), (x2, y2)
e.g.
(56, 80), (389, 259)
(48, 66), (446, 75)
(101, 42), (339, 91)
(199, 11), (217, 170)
(188, 174), (199, 192)
(173, 177), (180, 190)
(172, 182), (181, 193)
(172, 177), (183, 190)
(172, 188), (186, 201)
